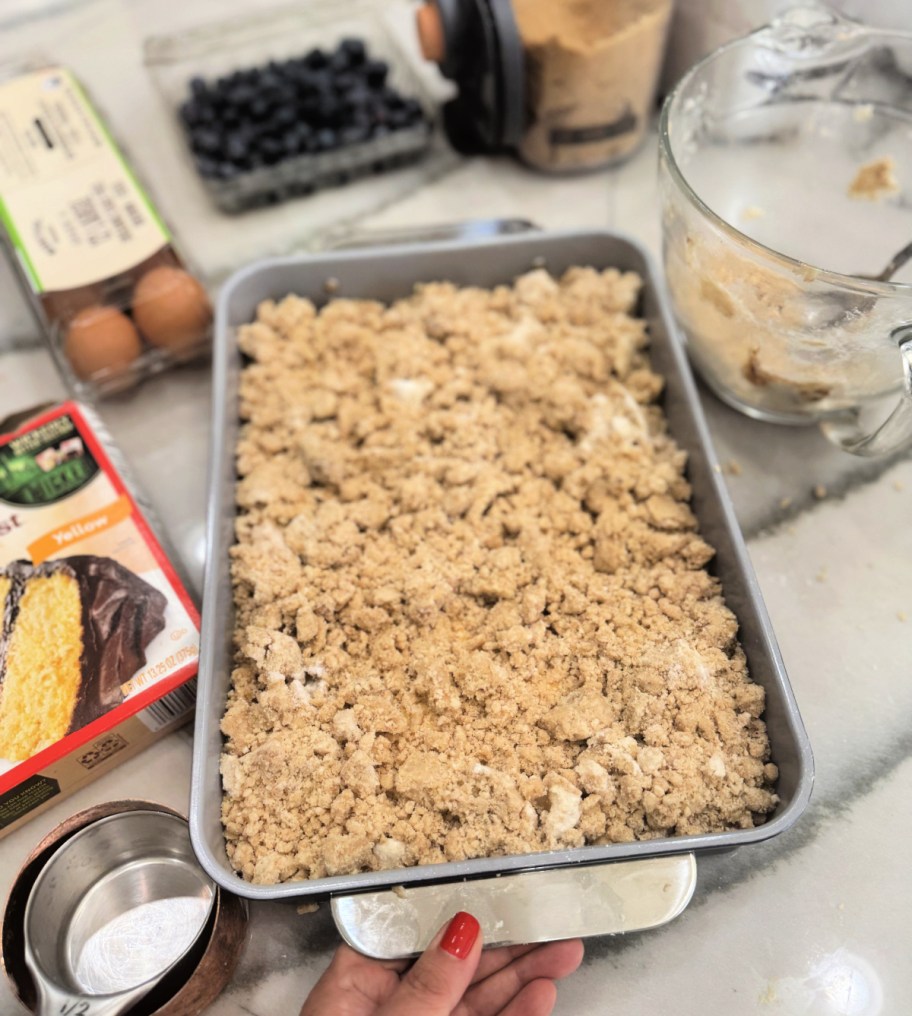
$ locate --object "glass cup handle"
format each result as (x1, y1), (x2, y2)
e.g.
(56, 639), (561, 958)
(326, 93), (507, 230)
(820, 326), (912, 457)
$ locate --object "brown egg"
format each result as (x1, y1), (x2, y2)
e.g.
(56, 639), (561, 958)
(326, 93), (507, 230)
(132, 266), (212, 356)
(63, 305), (143, 381)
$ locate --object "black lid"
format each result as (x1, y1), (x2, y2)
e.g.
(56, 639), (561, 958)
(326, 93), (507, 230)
(433, 0), (524, 155)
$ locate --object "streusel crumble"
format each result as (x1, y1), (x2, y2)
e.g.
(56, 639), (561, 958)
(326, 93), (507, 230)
(221, 267), (778, 884)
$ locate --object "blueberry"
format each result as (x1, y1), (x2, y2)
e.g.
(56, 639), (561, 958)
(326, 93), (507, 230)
(287, 63), (313, 86)
(340, 124), (369, 146)
(342, 85), (372, 114)
(292, 71), (321, 97)
(333, 72), (357, 95)
(382, 88), (406, 112)
(257, 83), (283, 105)
(282, 131), (302, 156)
(228, 83), (257, 109)
(272, 105), (297, 129)
(315, 127), (337, 150)
(315, 97), (341, 126)
(192, 128), (223, 155)
(189, 75), (209, 99)
(195, 156), (219, 178)
(250, 96), (271, 120)
(402, 98), (424, 123)
(364, 60), (388, 89)
(388, 109), (412, 131)
(305, 47), (328, 70)
(260, 136), (284, 164)
(187, 100), (217, 127)
(283, 124), (313, 155)
(180, 99), (202, 126)
(329, 48), (351, 74)
(311, 79), (335, 102)
(339, 38), (367, 66)
(226, 134), (248, 162)
(349, 110), (373, 134)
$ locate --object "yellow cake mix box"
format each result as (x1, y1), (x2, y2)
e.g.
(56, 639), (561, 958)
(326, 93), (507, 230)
(0, 400), (199, 837)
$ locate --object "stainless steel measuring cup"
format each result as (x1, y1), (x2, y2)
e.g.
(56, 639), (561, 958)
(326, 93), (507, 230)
(23, 809), (216, 1016)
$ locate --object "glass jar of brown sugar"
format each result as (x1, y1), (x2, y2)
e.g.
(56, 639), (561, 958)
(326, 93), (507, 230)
(417, 0), (674, 171)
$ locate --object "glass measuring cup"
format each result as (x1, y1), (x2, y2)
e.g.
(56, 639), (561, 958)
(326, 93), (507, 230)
(659, 5), (912, 456)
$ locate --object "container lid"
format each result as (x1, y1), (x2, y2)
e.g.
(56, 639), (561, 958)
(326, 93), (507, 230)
(418, 0), (524, 154)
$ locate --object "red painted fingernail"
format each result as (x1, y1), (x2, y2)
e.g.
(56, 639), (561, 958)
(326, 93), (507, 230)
(440, 911), (480, 959)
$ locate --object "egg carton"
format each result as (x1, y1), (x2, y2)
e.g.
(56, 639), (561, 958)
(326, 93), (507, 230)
(39, 250), (212, 400)
(0, 61), (212, 400)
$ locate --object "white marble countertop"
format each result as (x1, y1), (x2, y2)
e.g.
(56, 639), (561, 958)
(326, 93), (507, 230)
(1, 2), (911, 1015)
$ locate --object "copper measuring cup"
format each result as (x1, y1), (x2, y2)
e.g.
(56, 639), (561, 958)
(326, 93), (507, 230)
(22, 810), (215, 1016)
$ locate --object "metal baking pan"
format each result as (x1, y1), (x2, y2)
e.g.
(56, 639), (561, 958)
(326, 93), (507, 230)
(192, 229), (814, 954)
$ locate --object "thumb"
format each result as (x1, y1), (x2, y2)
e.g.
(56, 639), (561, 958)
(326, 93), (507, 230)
(378, 911), (483, 1016)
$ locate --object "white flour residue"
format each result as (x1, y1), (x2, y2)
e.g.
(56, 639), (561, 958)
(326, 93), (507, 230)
(74, 895), (211, 994)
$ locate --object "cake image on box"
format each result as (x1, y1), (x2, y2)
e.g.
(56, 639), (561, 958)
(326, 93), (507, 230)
(0, 555), (167, 761)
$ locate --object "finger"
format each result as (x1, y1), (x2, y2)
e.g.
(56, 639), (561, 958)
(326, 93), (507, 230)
(469, 943), (539, 984)
(299, 945), (404, 1015)
(456, 939), (584, 1016)
(498, 979), (558, 1016)
(378, 912), (483, 1016)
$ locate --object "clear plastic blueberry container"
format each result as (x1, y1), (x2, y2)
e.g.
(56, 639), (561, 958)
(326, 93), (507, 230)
(143, 0), (439, 214)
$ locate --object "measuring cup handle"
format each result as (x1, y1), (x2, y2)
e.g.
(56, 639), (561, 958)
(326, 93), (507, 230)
(820, 328), (912, 457)
(34, 977), (151, 1016)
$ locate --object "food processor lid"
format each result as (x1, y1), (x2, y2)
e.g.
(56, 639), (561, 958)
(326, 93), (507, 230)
(423, 0), (524, 154)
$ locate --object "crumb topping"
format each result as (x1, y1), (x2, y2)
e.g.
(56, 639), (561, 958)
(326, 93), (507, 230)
(848, 156), (899, 200)
(221, 268), (778, 884)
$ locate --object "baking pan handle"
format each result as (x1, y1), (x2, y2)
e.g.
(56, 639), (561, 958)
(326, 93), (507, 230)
(331, 853), (696, 959)
(320, 218), (539, 251)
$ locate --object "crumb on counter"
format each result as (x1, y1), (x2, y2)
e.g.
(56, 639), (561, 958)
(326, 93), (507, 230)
(221, 268), (778, 885)
(848, 156), (899, 201)
(759, 982), (779, 1005)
